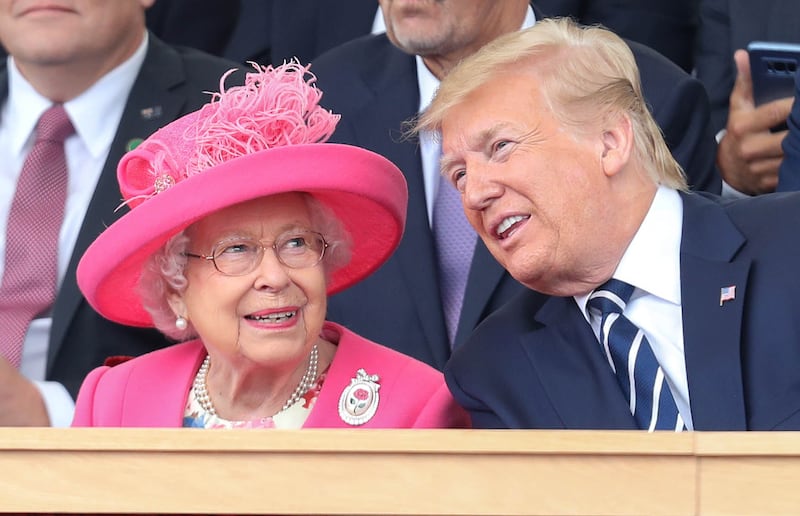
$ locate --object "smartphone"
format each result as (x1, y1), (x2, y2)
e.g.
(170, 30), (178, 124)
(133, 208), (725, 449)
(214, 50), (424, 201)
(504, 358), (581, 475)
(748, 41), (800, 106)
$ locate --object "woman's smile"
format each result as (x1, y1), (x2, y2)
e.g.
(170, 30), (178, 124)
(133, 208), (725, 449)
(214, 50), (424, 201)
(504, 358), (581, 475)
(244, 306), (301, 329)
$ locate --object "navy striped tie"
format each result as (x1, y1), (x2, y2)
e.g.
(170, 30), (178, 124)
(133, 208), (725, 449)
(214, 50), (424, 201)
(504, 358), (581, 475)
(588, 279), (684, 431)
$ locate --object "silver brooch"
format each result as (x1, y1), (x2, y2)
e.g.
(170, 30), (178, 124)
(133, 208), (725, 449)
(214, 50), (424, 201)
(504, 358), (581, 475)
(153, 173), (176, 193)
(338, 368), (380, 426)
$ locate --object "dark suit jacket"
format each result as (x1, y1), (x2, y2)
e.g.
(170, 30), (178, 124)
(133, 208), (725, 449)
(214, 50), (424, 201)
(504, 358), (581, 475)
(695, 0), (800, 132)
(312, 18), (720, 371)
(535, 0), (699, 72)
(272, 0), (377, 65)
(445, 191), (800, 430)
(223, 0), (377, 66)
(778, 71), (800, 191)
(1, 35), (242, 398)
(145, 0), (241, 57)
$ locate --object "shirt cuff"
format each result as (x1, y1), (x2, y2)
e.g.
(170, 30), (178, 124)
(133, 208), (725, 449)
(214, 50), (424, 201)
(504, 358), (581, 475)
(721, 180), (751, 199)
(32, 380), (76, 427)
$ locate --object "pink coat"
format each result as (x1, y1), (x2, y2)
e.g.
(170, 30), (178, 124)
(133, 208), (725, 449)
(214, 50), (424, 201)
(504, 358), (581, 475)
(72, 322), (469, 428)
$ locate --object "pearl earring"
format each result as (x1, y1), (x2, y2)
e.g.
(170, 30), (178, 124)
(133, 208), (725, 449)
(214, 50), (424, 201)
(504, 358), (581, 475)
(175, 316), (188, 330)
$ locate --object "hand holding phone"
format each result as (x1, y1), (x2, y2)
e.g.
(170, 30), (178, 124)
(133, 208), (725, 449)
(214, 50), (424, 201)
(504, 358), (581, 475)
(747, 41), (800, 107)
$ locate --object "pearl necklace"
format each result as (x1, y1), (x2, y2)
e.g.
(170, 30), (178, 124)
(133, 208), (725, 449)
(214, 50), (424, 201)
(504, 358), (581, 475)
(193, 343), (319, 418)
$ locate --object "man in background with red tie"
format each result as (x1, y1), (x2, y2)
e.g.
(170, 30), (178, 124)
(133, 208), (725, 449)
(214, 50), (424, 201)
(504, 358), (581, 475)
(0, 0), (241, 426)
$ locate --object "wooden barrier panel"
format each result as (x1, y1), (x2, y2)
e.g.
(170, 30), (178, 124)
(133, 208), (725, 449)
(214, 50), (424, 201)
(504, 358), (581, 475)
(0, 429), (797, 515)
(695, 432), (800, 515)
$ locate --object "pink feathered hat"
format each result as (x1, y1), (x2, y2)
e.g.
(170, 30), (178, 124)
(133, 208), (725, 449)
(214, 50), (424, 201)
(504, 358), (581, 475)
(77, 62), (408, 328)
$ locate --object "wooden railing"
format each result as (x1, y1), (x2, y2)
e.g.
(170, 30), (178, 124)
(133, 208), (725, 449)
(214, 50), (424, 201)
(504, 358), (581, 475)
(0, 429), (799, 515)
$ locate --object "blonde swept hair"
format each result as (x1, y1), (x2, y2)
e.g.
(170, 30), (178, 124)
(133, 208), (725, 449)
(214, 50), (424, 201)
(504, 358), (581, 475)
(417, 17), (688, 190)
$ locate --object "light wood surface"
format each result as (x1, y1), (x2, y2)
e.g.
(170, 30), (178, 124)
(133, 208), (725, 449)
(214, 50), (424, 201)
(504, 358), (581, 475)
(0, 429), (798, 515)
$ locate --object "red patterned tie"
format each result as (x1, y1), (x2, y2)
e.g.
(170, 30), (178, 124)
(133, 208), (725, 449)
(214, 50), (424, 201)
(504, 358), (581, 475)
(0, 105), (74, 368)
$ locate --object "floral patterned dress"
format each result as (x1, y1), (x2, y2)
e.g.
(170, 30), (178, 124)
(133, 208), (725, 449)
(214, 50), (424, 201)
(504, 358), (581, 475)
(182, 370), (328, 429)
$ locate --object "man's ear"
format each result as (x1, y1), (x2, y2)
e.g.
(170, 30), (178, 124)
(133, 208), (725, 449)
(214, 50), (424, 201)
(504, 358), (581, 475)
(600, 113), (634, 178)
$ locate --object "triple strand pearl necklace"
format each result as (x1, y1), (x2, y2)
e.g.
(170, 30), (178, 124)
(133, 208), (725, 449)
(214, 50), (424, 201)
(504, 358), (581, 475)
(194, 343), (319, 418)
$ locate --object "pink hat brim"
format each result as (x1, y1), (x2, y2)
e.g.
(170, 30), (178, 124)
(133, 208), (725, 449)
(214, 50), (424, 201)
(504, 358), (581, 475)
(77, 143), (407, 327)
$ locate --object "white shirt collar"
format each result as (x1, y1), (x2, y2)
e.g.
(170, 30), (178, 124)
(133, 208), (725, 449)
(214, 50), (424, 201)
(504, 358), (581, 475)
(6, 31), (148, 157)
(616, 186), (683, 305)
(575, 186), (684, 312)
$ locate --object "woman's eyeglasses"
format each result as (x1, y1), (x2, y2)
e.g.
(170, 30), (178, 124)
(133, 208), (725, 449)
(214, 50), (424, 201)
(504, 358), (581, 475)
(185, 230), (328, 276)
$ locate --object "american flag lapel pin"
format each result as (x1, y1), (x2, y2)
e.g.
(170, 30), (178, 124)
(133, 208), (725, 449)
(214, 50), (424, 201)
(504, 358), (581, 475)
(719, 285), (736, 306)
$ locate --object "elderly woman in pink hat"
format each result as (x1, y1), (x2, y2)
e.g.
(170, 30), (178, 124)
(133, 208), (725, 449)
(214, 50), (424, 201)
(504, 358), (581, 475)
(71, 62), (469, 429)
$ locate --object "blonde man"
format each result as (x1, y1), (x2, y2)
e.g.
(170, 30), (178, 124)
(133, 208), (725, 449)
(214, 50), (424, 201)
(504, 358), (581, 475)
(313, 0), (719, 375)
(420, 18), (800, 431)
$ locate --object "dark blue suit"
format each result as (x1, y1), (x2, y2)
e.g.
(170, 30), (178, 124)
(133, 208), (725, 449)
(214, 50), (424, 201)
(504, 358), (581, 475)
(778, 71), (800, 191)
(312, 22), (720, 371)
(223, 0), (377, 66)
(445, 191), (800, 430)
(1, 34), (242, 397)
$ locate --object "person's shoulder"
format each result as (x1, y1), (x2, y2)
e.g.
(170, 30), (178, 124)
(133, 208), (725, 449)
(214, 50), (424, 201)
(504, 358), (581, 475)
(312, 32), (406, 79)
(94, 340), (202, 378)
(720, 190), (800, 226)
(331, 322), (443, 379)
(449, 289), (550, 369)
(624, 38), (688, 76)
(144, 33), (244, 85)
(475, 288), (550, 335)
(681, 190), (800, 254)
(314, 32), (394, 65)
(689, 188), (800, 215)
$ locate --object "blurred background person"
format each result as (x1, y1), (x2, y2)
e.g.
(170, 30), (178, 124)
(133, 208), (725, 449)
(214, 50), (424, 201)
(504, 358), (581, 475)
(694, 0), (799, 195)
(0, 0), (242, 426)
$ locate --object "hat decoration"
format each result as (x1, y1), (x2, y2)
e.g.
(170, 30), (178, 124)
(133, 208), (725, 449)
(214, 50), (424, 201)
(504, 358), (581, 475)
(77, 60), (408, 328)
(119, 61), (340, 208)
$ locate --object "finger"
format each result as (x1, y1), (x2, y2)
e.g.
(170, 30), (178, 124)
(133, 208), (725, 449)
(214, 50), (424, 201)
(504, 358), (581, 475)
(739, 130), (787, 161)
(751, 96), (794, 131)
(730, 49), (754, 109)
(749, 157), (781, 193)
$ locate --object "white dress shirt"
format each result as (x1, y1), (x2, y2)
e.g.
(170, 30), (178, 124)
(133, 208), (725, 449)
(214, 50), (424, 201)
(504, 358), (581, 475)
(574, 187), (693, 429)
(0, 32), (148, 426)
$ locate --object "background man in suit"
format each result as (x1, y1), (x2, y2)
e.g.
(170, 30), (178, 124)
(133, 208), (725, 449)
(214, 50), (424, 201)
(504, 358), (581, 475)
(694, 0), (800, 195)
(312, 0), (719, 371)
(0, 0), (241, 426)
(419, 17), (800, 431)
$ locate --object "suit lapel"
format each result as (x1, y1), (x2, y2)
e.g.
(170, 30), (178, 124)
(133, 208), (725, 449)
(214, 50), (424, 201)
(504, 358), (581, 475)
(679, 192), (748, 430)
(524, 296), (638, 429)
(342, 45), (450, 362)
(454, 242), (507, 347)
(49, 36), (187, 369)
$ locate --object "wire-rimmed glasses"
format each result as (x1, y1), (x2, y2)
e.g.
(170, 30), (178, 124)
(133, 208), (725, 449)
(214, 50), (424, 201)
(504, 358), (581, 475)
(185, 230), (328, 276)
